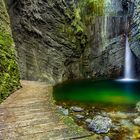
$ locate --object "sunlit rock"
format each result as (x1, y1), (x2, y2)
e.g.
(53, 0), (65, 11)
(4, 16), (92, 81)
(70, 106), (84, 112)
(88, 115), (112, 134)
(104, 136), (110, 140)
(134, 117), (140, 126)
(136, 101), (140, 112)
(57, 106), (69, 116)
(85, 118), (92, 124)
(75, 114), (85, 119)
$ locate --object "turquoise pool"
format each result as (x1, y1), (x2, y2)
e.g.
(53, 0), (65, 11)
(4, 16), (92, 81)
(53, 79), (140, 105)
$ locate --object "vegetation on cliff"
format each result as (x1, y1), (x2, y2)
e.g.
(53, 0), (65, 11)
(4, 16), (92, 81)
(0, 0), (20, 103)
(78, 0), (105, 26)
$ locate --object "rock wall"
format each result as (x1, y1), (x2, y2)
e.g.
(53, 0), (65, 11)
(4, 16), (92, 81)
(129, 0), (140, 75)
(0, 0), (20, 103)
(129, 0), (140, 58)
(81, 0), (127, 79)
(6, 0), (131, 83)
(7, 0), (88, 84)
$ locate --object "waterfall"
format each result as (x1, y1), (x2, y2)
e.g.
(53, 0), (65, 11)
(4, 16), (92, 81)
(118, 35), (137, 82)
(124, 36), (134, 79)
(117, 35), (137, 82)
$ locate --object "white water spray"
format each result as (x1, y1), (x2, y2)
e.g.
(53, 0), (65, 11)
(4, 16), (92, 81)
(119, 36), (137, 82)
(124, 36), (134, 79)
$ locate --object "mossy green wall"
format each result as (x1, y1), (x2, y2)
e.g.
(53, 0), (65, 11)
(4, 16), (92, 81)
(0, 0), (20, 103)
(76, 0), (105, 27)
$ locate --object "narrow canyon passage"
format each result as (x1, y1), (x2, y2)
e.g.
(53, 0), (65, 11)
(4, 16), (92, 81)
(0, 0), (140, 140)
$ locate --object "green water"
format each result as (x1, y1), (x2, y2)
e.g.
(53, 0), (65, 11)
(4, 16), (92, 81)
(53, 80), (140, 105)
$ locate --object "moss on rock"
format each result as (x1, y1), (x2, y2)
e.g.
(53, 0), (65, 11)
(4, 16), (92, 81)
(0, 0), (20, 103)
(77, 0), (105, 27)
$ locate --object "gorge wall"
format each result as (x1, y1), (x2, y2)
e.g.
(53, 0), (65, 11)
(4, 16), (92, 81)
(130, 0), (140, 58)
(81, 0), (127, 79)
(0, 0), (20, 103)
(7, 0), (87, 84)
(6, 0), (140, 84)
(129, 0), (140, 75)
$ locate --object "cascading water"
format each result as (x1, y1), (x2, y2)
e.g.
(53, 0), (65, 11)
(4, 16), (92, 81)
(119, 35), (137, 81)
(124, 36), (134, 79)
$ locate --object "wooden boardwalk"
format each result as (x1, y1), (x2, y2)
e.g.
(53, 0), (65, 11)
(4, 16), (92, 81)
(0, 81), (93, 140)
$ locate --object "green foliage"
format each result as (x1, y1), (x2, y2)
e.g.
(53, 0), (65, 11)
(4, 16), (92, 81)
(79, 0), (105, 26)
(0, 0), (11, 33)
(0, 31), (20, 103)
(63, 0), (105, 48)
(0, 0), (20, 103)
(62, 1), (88, 51)
(81, 0), (105, 15)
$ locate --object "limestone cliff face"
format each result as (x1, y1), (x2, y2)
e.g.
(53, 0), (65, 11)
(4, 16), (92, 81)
(129, 0), (140, 74)
(6, 0), (133, 84)
(0, 0), (20, 103)
(130, 0), (140, 58)
(81, 0), (127, 79)
(7, 0), (88, 84)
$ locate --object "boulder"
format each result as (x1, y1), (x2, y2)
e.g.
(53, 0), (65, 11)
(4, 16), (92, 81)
(71, 106), (84, 112)
(88, 115), (112, 134)
(57, 106), (69, 116)
(104, 136), (110, 140)
(75, 114), (85, 119)
(134, 117), (140, 126)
